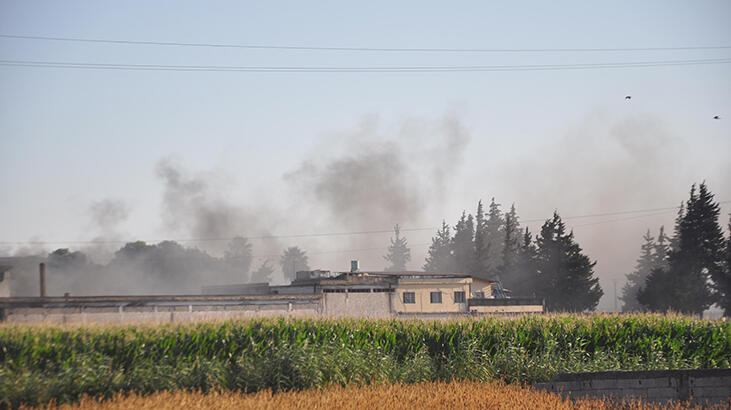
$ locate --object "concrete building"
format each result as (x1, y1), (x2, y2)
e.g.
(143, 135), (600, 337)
(205, 269), (544, 317)
(0, 265), (11, 298)
(0, 268), (543, 323)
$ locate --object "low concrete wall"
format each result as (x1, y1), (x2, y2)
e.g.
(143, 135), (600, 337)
(0, 295), (322, 324)
(322, 292), (392, 318)
(3, 304), (321, 324)
(533, 369), (731, 406)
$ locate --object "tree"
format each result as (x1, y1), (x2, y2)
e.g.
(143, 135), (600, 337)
(724, 215), (731, 316)
(653, 225), (670, 271)
(48, 248), (89, 272)
(638, 183), (722, 315)
(280, 247), (309, 282)
(620, 230), (656, 312)
(669, 202), (685, 253)
(250, 260), (274, 284)
(423, 220), (455, 272)
(535, 212), (603, 312)
(452, 211), (475, 274)
(483, 198), (505, 280)
(500, 204), (521, 284)
(503, 226), (538, 296)
(224, 236), (253, 282)
(384, 224), (411, 271)
(637, 267), (680, 312)
(473, 200), (489, 276)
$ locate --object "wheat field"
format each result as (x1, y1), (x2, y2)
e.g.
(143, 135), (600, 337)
(37, 380), (728, 410)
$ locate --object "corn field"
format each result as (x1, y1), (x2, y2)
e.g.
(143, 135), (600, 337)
(1, 313), (729, 408)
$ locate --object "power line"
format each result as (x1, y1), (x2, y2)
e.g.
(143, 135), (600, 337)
(519, 204), (702, 224)
(251, 242), (433, 259)
(572, 210), (677, 228)
(2, 201), (727, 246)
(1, 58), (730, 73)
(2, 34), (730, 53)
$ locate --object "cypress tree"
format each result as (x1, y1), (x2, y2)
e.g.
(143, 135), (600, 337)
(620, 230), (656, 312)
(423, 220), (455, 272)
(535, 211), (603, 312)
(638, 183), (722, 315)
(506, 226), (538, 297)
(473, 200), (489, 276)
(500, 204), (521, 288)
(653, 225), (670, 271)
(483, 198), (505, 280)
(384, 224), (411, 271)
(452, 211), (475, 274)
(724, 215), (731, 316)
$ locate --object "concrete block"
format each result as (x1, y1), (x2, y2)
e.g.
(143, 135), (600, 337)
(591, 379), (618, 389)
(646, 387), (678, 399)
(639, 377), (673, 388)
(689, 376), (731, 387)
(614, 378), (645, 389)
(691, 386), (731, 398)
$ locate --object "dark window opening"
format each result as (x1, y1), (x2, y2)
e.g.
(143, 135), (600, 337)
(403, 292), (415, 304)
(454, 291), (465, 303)
(430, 291), (442, 304)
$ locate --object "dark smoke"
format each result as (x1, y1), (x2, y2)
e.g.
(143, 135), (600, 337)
(89, 199), (129, 232)
(283, 115), (470, 270)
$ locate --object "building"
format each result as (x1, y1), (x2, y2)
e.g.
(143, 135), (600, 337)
(0, 265), (11, 298)
(203, 269), (544, 317)
(284, 270), (543, 317)
(0, 268), (543, 324)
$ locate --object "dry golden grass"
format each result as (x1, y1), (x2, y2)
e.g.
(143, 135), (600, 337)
(38, 380), (725, 410)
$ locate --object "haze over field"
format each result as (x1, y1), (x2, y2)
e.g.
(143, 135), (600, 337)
(1, 2), (729, 310)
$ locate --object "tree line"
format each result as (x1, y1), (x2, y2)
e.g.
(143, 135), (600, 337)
(621, 182), (730, 316)
(384, 199), (603, 312)
(16, 239), (311, 295)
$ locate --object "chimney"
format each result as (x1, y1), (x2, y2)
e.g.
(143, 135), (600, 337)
(39, 263), (46, 297)
(350, 260), (359, 273)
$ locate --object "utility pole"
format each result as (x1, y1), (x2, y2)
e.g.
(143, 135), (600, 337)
(613, 279), (618, 313)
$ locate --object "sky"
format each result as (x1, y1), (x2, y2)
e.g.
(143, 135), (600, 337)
(1, 1), (730, 310)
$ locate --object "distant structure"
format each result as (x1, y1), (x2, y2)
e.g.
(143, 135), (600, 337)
(201, 267), (543, 317)
(0, 265), (11, 298)
(0, 263), (544, 323)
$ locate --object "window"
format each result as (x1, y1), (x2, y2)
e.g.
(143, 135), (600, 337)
(403, 292), (416, 304)
(474, 291), (485, 298)
(454, 291), (465, 303)
(430, 291), (442, 304)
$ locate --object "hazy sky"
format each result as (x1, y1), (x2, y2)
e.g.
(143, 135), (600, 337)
(1, 1), (730, 310)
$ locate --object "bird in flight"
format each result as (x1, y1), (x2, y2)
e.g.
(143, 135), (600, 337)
(625, 95), (631, 100)
(713, 115), (720, 120)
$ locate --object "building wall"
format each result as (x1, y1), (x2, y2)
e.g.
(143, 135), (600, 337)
(470, 305), (544, 314)
(0, 270), (9, 298)
(2, 303), (320, 324)
(395, 278), (470, 314)
(470, 278), (494, 297)
(322, 292), (392, 317)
